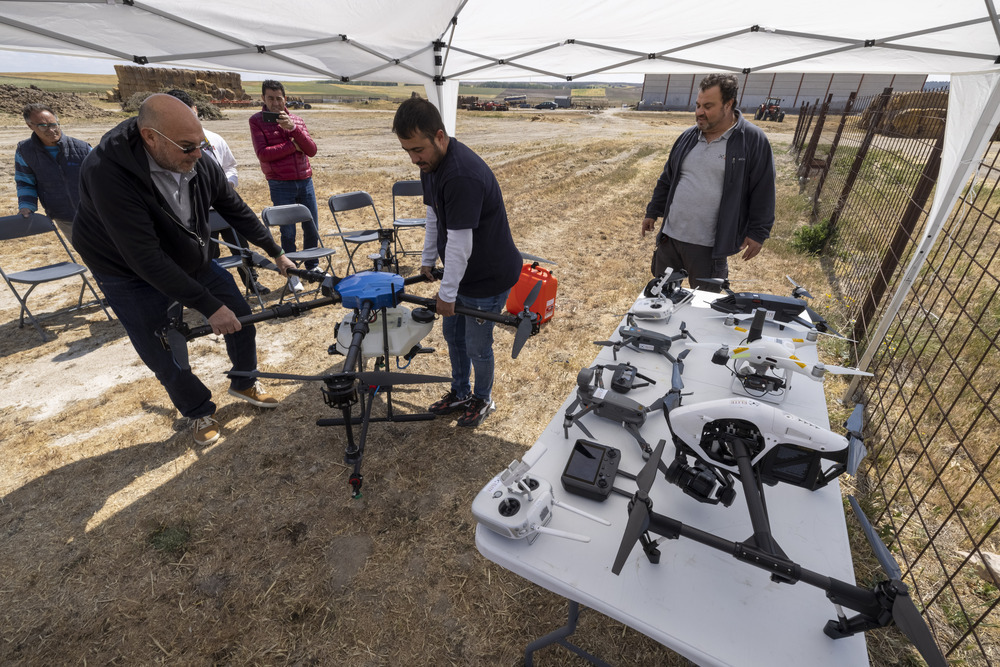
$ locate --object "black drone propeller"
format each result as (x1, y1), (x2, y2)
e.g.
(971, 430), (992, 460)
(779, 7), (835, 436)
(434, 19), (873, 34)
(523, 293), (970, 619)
(845, 404), (868, 477)
(847, 496), (948, 667)
(612, 438), (668, 575)
(786, 275), (813, 300)
(228, 368), (450, 388)
(513, 280), (542, 357)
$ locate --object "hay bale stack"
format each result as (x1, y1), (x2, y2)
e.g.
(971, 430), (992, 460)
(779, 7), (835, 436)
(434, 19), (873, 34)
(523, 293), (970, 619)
(859, 89), (949, 137)
(112, 65), (251, 103)
(888, 108), (946, 138)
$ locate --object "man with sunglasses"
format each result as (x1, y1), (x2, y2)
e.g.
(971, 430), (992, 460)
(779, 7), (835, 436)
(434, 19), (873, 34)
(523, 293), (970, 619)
(14, 103), (91, 244)
(74, 94), (295, 446)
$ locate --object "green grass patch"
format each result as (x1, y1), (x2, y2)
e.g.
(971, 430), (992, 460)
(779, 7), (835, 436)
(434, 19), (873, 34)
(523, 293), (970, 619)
(148, 523), (191, 557)
(791, 218), (835, 255)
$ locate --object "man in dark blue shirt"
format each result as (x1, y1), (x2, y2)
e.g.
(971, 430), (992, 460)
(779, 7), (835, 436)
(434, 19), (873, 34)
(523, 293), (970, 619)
(392, 97), (522, 428)
(14, 103), (91, 244)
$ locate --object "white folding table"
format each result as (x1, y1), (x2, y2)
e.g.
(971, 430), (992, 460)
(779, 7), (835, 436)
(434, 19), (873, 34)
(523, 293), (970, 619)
(475, 291), (869, 666)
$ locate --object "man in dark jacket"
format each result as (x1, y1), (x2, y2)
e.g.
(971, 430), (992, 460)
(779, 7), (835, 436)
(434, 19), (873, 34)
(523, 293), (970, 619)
(641, 74), (775, 289)
(74, 94), (295, 445)
(14, 103), (91, 244)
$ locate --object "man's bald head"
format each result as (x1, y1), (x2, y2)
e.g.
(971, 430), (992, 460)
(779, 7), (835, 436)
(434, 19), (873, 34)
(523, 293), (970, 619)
(138, 93), (207, 173)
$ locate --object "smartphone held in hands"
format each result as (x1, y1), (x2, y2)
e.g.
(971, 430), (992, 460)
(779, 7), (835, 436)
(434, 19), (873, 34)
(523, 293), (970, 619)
(262, 111), (281, 123)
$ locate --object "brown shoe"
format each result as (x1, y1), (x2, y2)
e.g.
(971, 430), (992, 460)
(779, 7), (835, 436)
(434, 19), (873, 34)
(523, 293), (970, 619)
(228, 380), (279, 408)
(191, 415), (220, 445)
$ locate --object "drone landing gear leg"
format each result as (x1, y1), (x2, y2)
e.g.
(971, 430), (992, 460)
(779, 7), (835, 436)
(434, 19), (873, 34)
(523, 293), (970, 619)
(524, 600), (612, 667)
(729, 436), (790, 579)
(342, 385), (377, 499)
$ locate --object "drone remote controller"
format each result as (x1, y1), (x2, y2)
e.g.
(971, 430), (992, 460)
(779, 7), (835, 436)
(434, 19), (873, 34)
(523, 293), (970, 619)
(472, 448), (610, 544)
(561, 439), (621, 501)
(631, 297), (674, 322)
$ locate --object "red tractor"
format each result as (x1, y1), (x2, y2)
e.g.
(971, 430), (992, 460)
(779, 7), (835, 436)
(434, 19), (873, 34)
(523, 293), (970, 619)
(754, 97), (785, 122)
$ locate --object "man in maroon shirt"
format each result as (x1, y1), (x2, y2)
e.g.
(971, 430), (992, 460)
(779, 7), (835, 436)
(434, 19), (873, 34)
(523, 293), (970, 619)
(249, 80), (320, 291)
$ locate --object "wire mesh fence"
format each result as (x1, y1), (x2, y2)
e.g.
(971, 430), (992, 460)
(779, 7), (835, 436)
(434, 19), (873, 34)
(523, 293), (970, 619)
(795, 89), (1000, 664)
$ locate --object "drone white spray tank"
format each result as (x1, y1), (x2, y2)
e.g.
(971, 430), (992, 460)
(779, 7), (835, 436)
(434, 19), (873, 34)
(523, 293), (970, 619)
(335, 306), (434, 358)
(331, 271), (436, 359)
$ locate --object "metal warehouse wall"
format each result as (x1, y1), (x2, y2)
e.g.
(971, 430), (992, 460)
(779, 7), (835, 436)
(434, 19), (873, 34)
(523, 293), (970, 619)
(639, 73), (928, 111)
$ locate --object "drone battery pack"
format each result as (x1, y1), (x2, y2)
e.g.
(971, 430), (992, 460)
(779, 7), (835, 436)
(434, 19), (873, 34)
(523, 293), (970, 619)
(561, 439), (620, 501)
(506, 263), (557, 323)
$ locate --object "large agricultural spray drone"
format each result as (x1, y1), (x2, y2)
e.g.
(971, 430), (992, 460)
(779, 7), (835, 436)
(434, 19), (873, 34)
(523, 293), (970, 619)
(159, 230), (542, 498)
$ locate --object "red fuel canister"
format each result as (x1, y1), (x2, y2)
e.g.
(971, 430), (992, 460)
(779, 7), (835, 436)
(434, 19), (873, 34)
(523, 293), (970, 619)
(506, 262), (557, 323)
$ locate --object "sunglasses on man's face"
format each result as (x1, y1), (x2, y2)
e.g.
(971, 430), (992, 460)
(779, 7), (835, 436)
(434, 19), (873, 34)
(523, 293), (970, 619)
(33, 122), (60, 129)
(149, 127), (211, 154)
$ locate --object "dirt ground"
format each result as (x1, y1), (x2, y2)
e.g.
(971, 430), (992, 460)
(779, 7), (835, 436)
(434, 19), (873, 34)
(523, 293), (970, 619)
(0, 105), (855, 665)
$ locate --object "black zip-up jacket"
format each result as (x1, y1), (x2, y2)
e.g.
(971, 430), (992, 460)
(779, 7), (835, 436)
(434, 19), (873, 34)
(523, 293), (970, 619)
(74, 117), (283, 317)
(644, 109), (775, 259)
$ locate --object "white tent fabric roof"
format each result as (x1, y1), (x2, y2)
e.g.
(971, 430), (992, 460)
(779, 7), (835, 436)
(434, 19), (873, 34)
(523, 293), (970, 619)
(2, 0), (999, 363)
(1, 1), (999, 83)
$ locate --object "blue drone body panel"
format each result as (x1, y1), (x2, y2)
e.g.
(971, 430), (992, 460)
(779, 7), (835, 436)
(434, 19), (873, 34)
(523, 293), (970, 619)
(335, 271), (404, 310)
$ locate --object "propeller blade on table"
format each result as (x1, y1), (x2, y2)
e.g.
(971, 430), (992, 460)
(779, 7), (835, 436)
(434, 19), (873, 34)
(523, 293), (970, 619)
(612, 439), (666, 575)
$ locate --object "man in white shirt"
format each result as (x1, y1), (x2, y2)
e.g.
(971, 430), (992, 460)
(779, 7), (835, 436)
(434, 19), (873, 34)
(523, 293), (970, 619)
(166, 89), (269, 296)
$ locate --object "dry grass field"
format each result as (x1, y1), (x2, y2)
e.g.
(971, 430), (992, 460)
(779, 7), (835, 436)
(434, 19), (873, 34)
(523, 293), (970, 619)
(0, 105), (882, 665)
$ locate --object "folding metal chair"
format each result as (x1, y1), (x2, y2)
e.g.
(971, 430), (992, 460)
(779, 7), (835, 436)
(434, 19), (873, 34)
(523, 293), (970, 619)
(261, 204), (336, 303)
(327, 191), (386, 274)
(391, 180), (428, 260)
(208, 211), (268, 311)
(0, 213), (112, 341)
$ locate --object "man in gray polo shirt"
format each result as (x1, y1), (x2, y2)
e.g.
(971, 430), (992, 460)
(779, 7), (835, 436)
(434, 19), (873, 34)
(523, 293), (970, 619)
(641, 73), (776, 290)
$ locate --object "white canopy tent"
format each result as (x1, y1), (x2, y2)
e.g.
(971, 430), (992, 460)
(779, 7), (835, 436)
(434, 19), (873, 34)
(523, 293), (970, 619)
(2, 0), (999, 359)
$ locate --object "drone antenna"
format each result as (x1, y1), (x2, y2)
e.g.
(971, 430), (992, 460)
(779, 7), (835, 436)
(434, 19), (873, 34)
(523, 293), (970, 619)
(747, 308), (766, 343)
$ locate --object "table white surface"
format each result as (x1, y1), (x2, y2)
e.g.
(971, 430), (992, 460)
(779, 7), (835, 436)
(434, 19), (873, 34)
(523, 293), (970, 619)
(475, 291), (869, 666)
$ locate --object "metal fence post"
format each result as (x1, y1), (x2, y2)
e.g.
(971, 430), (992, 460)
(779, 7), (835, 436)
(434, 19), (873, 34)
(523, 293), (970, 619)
(798, 94), (833, 190)
(812, 92), (858, 223)
(826, 87), (893, 236)
(851, 129), (945, 343)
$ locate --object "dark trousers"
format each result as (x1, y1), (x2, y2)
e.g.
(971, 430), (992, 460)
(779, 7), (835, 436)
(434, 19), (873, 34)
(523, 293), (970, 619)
(267, 178), (321, 270)
(93, 261), (257, 420)
(652, 234), (728, 291)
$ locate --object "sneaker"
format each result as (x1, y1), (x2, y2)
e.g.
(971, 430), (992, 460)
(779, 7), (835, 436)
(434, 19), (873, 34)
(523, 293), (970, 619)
(288, 275), (304, 293)
(428, 390), (472, 415)
(457, 397), (496, 428)
(228, 380), (279, 408)
(250, 280), (271, 296)
(191, 415), (220, 445)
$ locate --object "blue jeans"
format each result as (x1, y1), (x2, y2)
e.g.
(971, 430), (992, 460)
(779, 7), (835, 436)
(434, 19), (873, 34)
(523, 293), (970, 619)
(267, 178), (321, 269)
(442, 290), (510, 402)
(93, 262), (258, 420)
